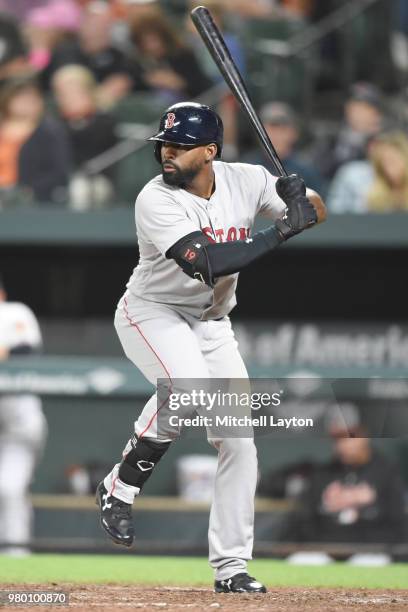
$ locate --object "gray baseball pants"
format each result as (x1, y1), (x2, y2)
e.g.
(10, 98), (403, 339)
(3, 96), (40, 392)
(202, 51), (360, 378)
(103, 293), (257, 581)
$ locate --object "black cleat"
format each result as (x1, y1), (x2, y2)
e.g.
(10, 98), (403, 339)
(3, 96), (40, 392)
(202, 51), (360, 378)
(214, 573), (267, 593)
(95, 481), (134, 547)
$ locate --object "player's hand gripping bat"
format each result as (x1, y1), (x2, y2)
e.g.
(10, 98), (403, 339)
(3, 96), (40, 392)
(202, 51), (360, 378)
(191, 5), (288, 178)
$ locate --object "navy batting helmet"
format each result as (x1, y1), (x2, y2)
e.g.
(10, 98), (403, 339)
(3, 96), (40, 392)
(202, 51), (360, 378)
(148, 102), (223, 163)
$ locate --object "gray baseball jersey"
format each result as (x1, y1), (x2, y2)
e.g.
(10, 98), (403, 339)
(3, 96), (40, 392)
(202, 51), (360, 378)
(105, 160), (287, 580)
(126, 161), (286, 320)
(0, 302), (42, 350)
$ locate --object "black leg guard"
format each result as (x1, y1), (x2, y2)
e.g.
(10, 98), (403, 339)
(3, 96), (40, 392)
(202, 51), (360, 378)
(118, 434), (171, 489)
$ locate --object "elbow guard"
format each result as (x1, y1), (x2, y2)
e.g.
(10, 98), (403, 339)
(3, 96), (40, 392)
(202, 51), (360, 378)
(167, 232), (215, 288)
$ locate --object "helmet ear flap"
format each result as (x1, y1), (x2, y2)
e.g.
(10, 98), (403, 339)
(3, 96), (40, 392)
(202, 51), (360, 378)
(154, 142), (162, 164)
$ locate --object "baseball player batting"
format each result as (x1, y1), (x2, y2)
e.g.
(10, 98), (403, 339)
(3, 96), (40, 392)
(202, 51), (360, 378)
(97, 102), (326, 593)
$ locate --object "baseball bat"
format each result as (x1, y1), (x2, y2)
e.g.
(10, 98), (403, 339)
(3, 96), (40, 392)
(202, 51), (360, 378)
(191, 5), (287, 177)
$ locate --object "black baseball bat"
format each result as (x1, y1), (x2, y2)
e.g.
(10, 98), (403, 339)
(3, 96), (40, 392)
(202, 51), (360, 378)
(191, 5), (287, 177)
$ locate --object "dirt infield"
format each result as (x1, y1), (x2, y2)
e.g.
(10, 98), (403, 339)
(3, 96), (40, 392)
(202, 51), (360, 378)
(2, 584), (408, 612)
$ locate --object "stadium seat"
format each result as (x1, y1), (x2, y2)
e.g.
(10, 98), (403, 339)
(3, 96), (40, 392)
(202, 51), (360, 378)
(159, 0), (187, 19)
(241, 17), (303, 42)
(111, 95), (162, 202)
(240, 18), (311, 110)
(114, 144), (159, 203)
(111, 94), (163, 125)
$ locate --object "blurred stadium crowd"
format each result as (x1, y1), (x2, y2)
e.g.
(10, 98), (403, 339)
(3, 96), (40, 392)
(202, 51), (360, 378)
(1, 0), (408, 211)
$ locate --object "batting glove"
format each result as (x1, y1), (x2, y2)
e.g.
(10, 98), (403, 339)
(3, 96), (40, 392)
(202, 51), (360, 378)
(275, 174), (317, 240)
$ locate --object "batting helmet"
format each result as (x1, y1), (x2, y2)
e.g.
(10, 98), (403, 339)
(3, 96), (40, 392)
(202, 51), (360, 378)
(148, 102), (223, 163)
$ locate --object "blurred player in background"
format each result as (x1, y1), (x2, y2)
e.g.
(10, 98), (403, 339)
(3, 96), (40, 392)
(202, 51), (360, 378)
(292, 416), (406, 547)
(0, 275), (47, 556)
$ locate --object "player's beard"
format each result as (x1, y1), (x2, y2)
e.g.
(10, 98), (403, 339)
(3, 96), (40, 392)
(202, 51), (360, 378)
(162, 160), (202, 188)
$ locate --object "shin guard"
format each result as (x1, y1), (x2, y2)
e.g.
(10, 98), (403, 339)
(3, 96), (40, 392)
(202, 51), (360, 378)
(118, 434), (171, 489)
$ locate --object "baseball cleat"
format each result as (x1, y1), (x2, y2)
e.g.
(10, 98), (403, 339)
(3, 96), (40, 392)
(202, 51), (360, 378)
(95, 481), (134, 547)
(214, 573), (267, 593)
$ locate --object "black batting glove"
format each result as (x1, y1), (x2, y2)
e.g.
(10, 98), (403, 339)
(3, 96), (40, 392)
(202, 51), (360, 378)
(275, 174), (317, 240)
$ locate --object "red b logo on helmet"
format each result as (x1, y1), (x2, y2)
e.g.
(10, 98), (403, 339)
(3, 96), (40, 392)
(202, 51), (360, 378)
(165, 112), (176, 129)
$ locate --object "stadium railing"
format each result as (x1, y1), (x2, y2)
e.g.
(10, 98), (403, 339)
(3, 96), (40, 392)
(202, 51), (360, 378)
(1, 211), (408, 248)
